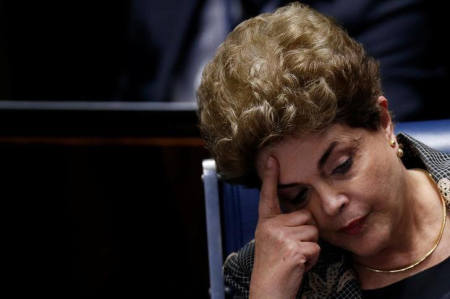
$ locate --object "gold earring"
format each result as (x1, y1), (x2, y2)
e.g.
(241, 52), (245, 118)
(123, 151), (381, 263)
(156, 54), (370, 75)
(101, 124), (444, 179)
(397, 148), (404, 158)
(390, 139), (396, 147)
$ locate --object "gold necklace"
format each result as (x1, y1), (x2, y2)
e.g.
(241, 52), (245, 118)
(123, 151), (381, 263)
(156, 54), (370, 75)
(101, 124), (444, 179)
(360, 169), (447, 273)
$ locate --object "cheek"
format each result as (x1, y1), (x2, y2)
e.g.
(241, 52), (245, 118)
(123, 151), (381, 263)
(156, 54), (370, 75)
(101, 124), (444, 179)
(354, 171), (386, 205)
(353, 145), (397, 205)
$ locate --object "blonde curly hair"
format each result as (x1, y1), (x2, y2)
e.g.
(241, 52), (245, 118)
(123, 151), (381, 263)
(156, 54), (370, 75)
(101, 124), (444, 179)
(197, 2), (382, 186)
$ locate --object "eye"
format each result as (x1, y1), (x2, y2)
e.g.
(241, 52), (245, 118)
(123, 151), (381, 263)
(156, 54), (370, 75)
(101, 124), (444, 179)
(332, 156), (353, 175)
(289, 188), (309, 207)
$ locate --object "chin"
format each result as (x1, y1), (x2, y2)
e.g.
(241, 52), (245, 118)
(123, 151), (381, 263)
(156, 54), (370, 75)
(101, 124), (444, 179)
(351, 230), (391, 258)
(347, 241), (382, 257)
(328, 225), (390, 258)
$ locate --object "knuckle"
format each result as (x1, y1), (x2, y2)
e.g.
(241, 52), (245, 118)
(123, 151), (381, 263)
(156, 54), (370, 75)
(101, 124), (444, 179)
(285, 241), (297, 253)
(283, 241), (307, 262)
(291, 251), (307, 265)
(276, 229), (288, 241)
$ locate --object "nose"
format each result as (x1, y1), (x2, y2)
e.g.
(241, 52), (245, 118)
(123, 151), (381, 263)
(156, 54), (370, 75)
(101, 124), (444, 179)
(317, 185), (349, 216)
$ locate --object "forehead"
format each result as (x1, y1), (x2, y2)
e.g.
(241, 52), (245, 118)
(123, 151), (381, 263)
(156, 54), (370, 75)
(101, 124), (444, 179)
(255, 124), (363, 179)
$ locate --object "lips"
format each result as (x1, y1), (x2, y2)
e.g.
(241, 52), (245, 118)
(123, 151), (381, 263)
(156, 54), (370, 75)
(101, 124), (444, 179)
(339, 215), (367, 235)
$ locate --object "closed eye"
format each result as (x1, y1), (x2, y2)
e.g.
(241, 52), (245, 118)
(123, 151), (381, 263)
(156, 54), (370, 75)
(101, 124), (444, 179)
(332, 156), (353, 175)
(289, 188), (309, 207)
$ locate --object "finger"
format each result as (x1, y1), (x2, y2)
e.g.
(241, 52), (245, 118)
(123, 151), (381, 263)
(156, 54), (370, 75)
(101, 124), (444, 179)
(258, 156), (282, 218)
(276, 209), (315, 227)
(299, 242), (321, 272)
(287, 225), (319, 243)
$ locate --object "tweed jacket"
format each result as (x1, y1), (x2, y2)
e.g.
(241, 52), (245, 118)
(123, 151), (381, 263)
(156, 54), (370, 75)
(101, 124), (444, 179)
(223, 133), (450, 299)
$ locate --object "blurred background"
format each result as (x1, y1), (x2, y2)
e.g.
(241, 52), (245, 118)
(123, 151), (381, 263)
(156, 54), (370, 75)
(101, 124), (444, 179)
(0, 0), (449, 298)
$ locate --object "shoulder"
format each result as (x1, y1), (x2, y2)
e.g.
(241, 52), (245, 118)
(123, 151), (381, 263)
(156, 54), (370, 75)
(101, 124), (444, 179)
(223, 240), (255, 298)
(397, 133), (450, 204)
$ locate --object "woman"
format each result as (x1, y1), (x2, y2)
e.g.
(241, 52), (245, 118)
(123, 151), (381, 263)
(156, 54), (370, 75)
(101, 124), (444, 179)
(197, 2), (450, 298)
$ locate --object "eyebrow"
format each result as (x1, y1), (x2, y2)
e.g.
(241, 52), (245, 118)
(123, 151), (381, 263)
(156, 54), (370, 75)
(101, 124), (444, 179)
(318, 141), (338, 170)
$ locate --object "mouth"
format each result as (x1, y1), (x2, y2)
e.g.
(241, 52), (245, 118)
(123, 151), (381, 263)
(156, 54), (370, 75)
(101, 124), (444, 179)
(339, 215), (368, 235)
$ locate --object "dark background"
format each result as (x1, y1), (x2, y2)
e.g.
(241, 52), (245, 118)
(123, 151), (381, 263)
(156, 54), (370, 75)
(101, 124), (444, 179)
(0, 103), (211, 298)
(1, 1), (211, 297)
(2, 141), (209, 298)
(0, 1), (130, 101)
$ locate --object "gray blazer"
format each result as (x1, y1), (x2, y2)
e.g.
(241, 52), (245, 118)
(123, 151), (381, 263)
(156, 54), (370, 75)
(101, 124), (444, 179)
(223, 133), (450, 298)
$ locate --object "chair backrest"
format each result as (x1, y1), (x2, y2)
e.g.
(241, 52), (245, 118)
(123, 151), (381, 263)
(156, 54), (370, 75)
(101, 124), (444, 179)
(202, 160), (225, 299)
(202, 118), (450, 298)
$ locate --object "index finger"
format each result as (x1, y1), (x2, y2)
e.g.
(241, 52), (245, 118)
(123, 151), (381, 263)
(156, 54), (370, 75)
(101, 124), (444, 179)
(258, 156), (282, 218)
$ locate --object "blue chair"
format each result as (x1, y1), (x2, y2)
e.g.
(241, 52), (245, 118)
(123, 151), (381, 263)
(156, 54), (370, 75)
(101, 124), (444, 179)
(202, 119), (450, 299)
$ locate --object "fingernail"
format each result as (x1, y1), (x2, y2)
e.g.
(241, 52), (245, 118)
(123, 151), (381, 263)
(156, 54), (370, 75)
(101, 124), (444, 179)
(266, 156), (274, 170)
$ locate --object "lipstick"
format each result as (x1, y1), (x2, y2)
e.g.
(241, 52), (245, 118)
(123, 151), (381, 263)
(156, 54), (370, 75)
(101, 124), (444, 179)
(340, 216), (367, 235)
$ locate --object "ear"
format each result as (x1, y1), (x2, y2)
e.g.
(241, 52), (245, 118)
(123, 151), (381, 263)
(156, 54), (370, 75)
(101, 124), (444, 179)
(377, 96), (394, 141)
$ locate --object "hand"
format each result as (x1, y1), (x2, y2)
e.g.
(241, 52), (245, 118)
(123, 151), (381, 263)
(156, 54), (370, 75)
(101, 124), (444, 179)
(249, 156), (320, 299)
